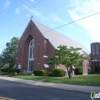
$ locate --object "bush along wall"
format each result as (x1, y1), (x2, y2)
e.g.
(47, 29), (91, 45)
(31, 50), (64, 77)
(8, 68), (20, 74)
(51, 68), (65, 77)
(0, 67), (9, 72)
(33, 70), (47, 76)
(75, 66), (83, 75)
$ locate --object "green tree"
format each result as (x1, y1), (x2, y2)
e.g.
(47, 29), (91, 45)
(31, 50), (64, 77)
(47, 56), (60, 68)
(0, 37), (19, 67)
(47, 45), (89, 78)
(0, 54), (3, 67)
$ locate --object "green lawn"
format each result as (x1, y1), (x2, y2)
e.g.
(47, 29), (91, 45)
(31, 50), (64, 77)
(11, 74), (100, 86)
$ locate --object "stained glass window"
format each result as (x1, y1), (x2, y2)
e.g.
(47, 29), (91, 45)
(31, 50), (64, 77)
(29, 39), (34, 58)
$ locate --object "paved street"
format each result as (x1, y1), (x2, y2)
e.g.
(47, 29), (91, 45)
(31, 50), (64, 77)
(0, 79), (91, 100)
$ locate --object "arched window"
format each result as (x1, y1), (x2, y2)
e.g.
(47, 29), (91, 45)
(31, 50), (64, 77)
(29, 39), (34, 59)
(28, 39), (34, 71)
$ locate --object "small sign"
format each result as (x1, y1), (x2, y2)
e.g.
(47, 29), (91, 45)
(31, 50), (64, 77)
(18, 64), (21, 69)
(44, 64), (49, 68)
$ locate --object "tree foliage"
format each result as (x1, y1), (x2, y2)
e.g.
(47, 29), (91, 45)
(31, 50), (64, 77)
(0, 37), (19, 68)
(47, 45), (89, 78)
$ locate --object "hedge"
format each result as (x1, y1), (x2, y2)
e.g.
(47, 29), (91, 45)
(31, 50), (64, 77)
(1, 67), (20, 74)
(33, 70), (47, 76)
(75, 66), (83, 75)
(8, 68), (20, 73)
(51, 68), (65, 77)
(8, 72), (16, 76)
(1, 67), (10, 72)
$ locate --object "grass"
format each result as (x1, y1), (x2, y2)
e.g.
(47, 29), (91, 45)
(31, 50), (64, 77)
(44, 74), (100, 86)
(12, 74), (53, 81)
(10, 74), (100, 86)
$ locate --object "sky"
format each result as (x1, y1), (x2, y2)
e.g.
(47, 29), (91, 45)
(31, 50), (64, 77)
(0, 0), (100, 53)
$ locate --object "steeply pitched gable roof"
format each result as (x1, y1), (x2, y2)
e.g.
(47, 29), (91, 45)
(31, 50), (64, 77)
(32, 20), (89, 55)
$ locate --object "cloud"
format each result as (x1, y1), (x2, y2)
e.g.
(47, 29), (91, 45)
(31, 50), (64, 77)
(15, 7), (21, 14)
(26, 14), (30, 17)
(51, 13), (67, 24)
(3, 0), (10, 9)
(50, 13), (75, 29)
(68, 0), (100, 41)
(22, 4), (47, 21)
(22, 4), (40, 16)
(30, 0), (34, 2)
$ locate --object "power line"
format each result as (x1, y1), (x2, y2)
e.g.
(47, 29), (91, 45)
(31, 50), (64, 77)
(0, 9), (26, 27)
(0, 21), (28, 35)
(1, 9), (100, 37)
(4, 7), (91, 37)
(1, 11), (100, 49)
(42, 2), (69, 15)
(0, 0), (43, 27)
(43, 11), (100, 33)
(0, 0), (24, 19)
(0, 0), (18, 13)
(0, 0), (43, 36)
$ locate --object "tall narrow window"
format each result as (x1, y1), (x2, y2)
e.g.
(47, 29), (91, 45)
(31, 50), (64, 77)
(96, 45), (99, 54)
(91, 45), (95, 54)
(29, 39), (34, 59)
(28, 39), (34, 71)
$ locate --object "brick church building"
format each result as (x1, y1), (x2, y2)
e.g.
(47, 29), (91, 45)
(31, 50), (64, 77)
(90, 42), (100, 73)
(15, 19), (89, 75)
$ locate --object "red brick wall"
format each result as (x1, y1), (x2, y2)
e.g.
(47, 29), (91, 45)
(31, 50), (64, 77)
(90, 42), (100, 72)
(16, 20), (55, 72)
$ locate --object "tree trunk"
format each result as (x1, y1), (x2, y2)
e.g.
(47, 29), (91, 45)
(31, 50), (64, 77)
(66, 66), (72, 79)
(68, 66), (72, 79)
(68, 71), (72, 78)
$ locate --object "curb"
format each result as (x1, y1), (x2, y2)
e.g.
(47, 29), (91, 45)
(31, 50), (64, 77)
(0, 76), (99, 94)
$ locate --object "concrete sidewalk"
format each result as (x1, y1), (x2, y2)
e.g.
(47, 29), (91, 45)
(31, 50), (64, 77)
(0, 76), (99, 94)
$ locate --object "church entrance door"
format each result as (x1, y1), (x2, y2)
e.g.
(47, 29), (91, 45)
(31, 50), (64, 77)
(29, 60), (34, 71)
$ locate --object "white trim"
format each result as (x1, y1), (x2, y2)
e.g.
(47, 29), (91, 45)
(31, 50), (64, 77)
(91, 59), (99, 62)
(43, 55), (48, 58)
(44, 64), (49, 68)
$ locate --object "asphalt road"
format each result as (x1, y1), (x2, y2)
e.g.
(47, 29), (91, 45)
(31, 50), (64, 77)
(0, 79), (91, 100)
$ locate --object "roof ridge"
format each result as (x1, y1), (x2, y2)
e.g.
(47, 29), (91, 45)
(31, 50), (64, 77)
(32, 20), (89, 55)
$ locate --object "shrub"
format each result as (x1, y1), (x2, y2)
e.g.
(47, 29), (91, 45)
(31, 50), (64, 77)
(51, 68), (65, 77)
(33, 70), (47, 76)
(0, 66), (10, 72)
(8, 68), (20, 73)
(48, 72), (52, 76)
(2, 63), (9, 68)
(75, 66), (83, 75)
(98, 66), (100, 73)
(8, 72), (15, 76)
(14, 69), (20, 73)
(88, 70), (94, 74)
